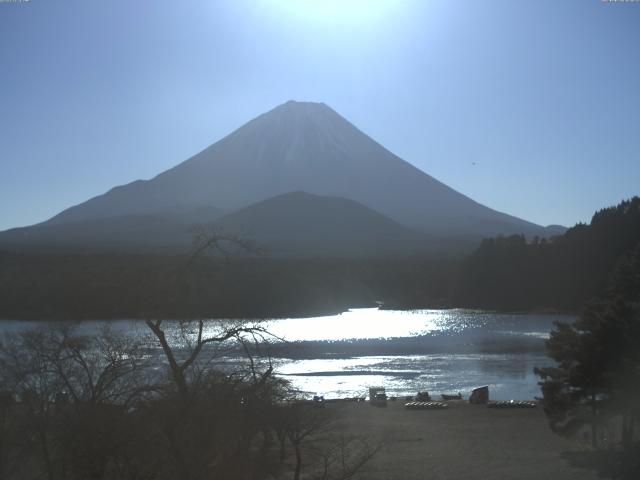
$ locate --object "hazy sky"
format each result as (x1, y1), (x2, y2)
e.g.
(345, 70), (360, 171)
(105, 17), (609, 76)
(1, 0), (639, 231)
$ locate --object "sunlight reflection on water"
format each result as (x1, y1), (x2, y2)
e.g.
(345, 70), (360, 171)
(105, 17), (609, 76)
(1, 309), (574, 401)
(273, 353), (553, 400)
(255, 308), (563, 341)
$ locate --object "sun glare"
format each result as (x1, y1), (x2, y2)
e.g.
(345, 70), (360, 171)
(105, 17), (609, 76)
(265, 0), (400, 27)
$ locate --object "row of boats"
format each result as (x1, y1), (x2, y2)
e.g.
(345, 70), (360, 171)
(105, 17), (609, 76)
(369, 386), (536, 409)
(369, 387), (464, 407)
(311, 386), (536, 409)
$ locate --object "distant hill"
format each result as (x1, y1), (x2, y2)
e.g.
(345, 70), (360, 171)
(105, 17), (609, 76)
(214, 191), (426, 256)
(0, 100), (563, 254)
(541, 225), (567, 237)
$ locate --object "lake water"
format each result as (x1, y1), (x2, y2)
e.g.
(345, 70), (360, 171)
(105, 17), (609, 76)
(263, 308), (570, 400)
(0, 308), (573, 401)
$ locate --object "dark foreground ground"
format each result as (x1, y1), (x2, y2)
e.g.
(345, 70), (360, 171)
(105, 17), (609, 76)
(333, 401), (597, 480)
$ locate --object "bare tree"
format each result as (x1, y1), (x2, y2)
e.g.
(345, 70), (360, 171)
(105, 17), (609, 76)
(0, 231), (379, 480)
(0, 323), (152, 480)
(271, 402), (382, 480)
(312, 435), (382, 480)
(144, 318), (272, 400)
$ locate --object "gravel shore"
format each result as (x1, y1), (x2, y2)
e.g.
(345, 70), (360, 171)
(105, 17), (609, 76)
(331, 400), (597, 480)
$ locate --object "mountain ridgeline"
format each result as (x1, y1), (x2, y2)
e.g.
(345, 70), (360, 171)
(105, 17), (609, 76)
(0, 197), (636, 319)
(215, 192), (426, 256)
(4, 100), (634, 320)
(0, 101), (562, 256)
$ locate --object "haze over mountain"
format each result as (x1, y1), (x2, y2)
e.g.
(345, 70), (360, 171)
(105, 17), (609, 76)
(215, 191), (426, 256)
(0, 101), (563, 255)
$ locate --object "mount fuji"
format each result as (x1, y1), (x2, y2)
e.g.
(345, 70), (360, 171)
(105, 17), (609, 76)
(0, 101), (563, 255)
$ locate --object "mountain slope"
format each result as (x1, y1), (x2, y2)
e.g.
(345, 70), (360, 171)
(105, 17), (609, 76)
(214, 191), (426, 256)
(0, 206), (223, 253)
(41, 101), (553, 237)
(0, 101), (564, 254)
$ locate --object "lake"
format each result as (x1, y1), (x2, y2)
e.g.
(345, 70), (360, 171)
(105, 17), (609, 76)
(0, 308), (573, 401)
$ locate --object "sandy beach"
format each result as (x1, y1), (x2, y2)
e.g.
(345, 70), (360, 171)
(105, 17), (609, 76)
(330, 400), (597, 480)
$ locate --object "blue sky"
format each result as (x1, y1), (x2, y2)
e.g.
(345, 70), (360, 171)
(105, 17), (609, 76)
(1, 0), (639, 231)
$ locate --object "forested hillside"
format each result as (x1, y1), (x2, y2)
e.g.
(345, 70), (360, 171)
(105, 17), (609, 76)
(0, 253), (456, 320)
(2, 198), (638, 320)
(453, 197), (640, 311)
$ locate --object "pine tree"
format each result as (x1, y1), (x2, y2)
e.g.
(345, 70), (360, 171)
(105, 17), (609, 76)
(535, 244), (640, 478)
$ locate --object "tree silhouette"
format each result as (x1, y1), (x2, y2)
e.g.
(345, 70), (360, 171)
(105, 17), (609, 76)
(455, 196), (640, 311)
(535, 244), (640, 478)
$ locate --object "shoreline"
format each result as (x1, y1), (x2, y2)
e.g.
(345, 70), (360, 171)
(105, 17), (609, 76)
(331, 400), (596, 479)
(0, 305), (578, 322)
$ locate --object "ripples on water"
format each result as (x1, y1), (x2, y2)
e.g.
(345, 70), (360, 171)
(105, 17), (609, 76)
(0, 308), (574, 401)
(256, 308), (566, 341)
(275, 353), (551, 400)
(260, 308), (569, 400)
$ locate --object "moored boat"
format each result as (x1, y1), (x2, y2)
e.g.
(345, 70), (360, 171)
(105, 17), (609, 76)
(441, 393), (463, 401)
